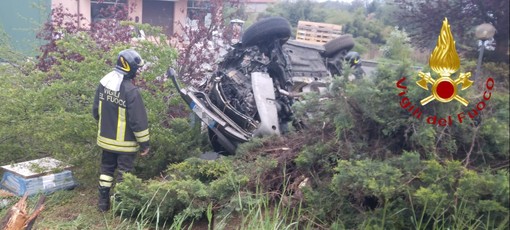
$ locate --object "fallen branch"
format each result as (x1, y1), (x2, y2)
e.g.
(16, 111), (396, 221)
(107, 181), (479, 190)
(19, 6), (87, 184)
(1, 194), (45, 230)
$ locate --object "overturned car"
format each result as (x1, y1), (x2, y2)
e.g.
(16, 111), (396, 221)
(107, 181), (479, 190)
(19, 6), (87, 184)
(170, 17), (362, 154)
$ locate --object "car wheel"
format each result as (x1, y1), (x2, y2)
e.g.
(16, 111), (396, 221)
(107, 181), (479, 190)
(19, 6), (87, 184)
(322, 34), (355, 58)
(242, 16), (292, 47)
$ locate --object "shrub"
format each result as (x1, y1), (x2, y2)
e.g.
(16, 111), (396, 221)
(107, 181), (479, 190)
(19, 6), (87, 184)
(290, 60), (508, 228)
(303, 152), (509, 229)
(380, 26), (413, 61)
(0, 20), (192, 184)
(115, 157), (249, 223)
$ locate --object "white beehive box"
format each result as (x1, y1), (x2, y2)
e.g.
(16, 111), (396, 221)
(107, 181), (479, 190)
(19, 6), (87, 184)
(0, 157), (77, 196)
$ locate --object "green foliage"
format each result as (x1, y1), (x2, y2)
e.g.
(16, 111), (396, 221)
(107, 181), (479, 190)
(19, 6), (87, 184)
(115, 157), (249, 223)
(392, 0), (509, 62)
(342, 8), (388, 44)
(484, 61), (510, 89)
(116, 173), (209, 221)
(219, 191), (307, 230)
(110, 54), (508, 229)
(0, 23), (195, 185)
(292, 60), (509, 166)
(332, 159), (403, 199)
(135, 117), (206, 179)
(353, 36), (371, 55)
(380, 26), (413, 61)
(288, 58), (509, 228)
(295, 141), (337, 172)
(303, 152), (509, 229)
(0, 25), (28, 72)
(262, 0), (388, 45)
(264, 0), (326, 29)
(167, 157), (232, 183)
(1, 2), (508, 229)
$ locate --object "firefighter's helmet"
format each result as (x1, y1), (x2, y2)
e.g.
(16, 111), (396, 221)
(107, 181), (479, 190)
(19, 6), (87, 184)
(344, 51), (361, 67)
(115, 49), (145, 77)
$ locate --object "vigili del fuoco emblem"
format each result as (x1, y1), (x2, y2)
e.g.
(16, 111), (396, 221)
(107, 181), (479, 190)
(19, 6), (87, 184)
(417, 18), (473, 106)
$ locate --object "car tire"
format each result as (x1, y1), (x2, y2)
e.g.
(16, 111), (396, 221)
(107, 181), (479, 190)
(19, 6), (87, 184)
(242, 17), (292, 47)
(323, 34), (355, 57)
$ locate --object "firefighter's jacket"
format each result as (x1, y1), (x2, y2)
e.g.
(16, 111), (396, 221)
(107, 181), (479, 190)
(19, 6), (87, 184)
(93, 79), (149, 153)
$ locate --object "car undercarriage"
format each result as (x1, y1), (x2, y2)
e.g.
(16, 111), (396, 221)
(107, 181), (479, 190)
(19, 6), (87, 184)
(170, 17), (363, 154)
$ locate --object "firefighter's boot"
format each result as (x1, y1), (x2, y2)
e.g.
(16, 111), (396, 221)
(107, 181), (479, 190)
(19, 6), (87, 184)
(98, 186), (111, 212)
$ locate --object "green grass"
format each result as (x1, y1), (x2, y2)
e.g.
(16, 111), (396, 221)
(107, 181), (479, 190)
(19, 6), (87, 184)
(0, 186), (157, 230)
(32, 187), (127, 229)
(2, 171), (507, 230)
(0, 184), (304, 229)
(212, 191), (311, 230)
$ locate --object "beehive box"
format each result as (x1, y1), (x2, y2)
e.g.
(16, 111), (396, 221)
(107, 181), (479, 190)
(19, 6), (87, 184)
(0, 157), (77, 196)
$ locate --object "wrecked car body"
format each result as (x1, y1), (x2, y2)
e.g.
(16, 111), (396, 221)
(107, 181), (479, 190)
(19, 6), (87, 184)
(170, 17), (362, 154)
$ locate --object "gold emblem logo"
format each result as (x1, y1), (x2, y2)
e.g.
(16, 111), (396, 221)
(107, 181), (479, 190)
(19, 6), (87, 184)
(120, 56), (131, 72)
(417, 18), (472, 106)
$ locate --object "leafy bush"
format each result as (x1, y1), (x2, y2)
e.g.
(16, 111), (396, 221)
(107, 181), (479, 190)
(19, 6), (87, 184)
(303, 152), (509, 229)
(115, 157), (249, 223)
(289, 60), (509, 228)
(380, 26), (413, 61)
(1, 3), (507, 229)
(0, 19), (197, 184)
(124, 51), (510, 230)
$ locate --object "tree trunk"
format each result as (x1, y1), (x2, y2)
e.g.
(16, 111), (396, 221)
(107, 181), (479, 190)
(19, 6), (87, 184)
(1, 195), (45, 230)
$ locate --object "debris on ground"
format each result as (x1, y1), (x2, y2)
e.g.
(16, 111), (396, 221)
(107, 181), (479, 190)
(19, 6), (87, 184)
(0, 194), (45, 230)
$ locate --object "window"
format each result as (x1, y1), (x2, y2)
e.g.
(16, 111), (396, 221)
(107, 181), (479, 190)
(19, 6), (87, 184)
(187, 0), (210, 21)
(91, 0), (128, 22)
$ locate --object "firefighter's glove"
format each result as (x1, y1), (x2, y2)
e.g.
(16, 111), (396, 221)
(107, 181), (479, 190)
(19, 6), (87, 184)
(140, 147), (151, 158)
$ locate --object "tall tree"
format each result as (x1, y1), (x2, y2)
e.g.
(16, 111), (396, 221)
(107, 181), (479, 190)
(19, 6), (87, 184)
(392, 0), (509, 62)
(0, 25), (28, 74)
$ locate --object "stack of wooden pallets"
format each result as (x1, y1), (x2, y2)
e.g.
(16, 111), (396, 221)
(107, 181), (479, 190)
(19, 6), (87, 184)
(296, 20), (343, 45)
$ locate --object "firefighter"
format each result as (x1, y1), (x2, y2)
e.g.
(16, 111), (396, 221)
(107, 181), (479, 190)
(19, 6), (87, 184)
(92, 49), (150, 212)
(344, 51), (365, 79)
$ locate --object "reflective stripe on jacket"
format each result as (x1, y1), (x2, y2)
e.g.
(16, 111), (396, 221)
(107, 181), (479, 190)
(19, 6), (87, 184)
(92, 79), (149, 153)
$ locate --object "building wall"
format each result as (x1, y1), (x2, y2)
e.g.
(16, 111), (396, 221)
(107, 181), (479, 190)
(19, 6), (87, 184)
(51, 0), (90, 28)
(173, 0), (187, 35)
(51, 0), (187, 35)
(131, 0), (143, 23)
(1, 0), (189, 56)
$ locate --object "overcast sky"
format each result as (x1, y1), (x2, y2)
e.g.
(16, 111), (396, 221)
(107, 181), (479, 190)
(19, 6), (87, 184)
(315, 0), (354, 2)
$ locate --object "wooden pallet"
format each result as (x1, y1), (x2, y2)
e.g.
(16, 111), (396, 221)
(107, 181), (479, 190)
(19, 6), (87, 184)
(296, 20), (343, 45)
